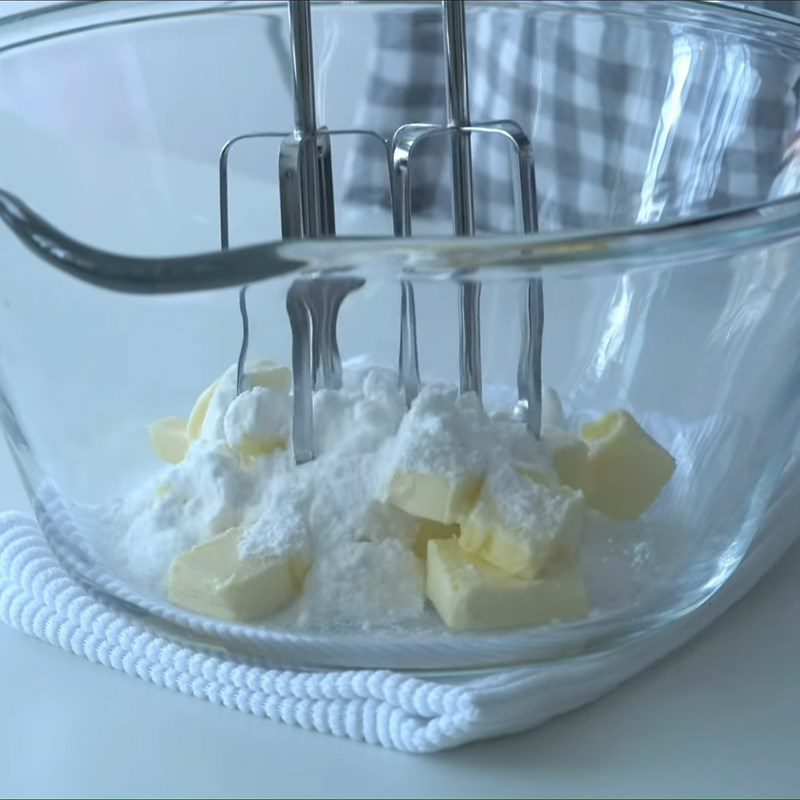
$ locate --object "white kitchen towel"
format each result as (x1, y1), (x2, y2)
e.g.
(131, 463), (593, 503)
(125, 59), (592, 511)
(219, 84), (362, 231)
(1, 485), (798, 753)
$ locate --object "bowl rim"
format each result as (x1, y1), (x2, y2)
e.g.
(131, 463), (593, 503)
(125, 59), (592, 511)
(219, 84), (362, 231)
(2, 0), (800, 292)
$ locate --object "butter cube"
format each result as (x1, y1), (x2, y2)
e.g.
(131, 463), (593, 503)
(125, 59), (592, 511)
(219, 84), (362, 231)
(516, 463), (557, 488)
(244, 360), (292, 394)
(426, 538), (589, 630)
(168, 528), (301, 622)
(384, 470), (481, 525)
(187, 381), (217, 442)
(190, 361), (292, 442)
(383, 385), (486, 524)
(412, 520), (460, 559)
(580, 410), (676, 521)
(552, 436), (588, 491)
(149, 417), (189, 463)
(542, 386), (568, 431)
(223, 387), (291, 457)
(460, 465), (583, 579)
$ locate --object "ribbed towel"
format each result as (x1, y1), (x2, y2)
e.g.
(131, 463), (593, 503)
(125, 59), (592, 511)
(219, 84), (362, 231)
(1, 480), (797, 753)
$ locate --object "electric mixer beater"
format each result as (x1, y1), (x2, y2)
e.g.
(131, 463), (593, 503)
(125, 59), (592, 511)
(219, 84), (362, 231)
(219, 0), (543, 463)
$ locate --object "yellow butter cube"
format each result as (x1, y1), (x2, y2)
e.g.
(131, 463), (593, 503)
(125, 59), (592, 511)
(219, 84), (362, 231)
(149, 417), (189, 463)
(516, 462), (557, 488)
(235, 437), (285, 458)
(223, 387), (291, 458)
(383, 385), (486, 524)
(460, 465), (584, 579)
(384, 469), (482, 525)
(168, 528), (303, 622)
(412, 520), (460, 559)
(188, 361), (292, 443)
(426, 538), (589, 631)
(552, 436), (588, 491)
(289, 554), (312, 586)
(246, 360), (292, 393)
(580, 410), (676, 521)
(187, 381), (217, 442)
(542, 386), (568, 431)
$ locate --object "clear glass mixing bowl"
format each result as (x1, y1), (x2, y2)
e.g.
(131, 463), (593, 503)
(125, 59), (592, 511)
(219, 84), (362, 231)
(1, 0), (800, 668)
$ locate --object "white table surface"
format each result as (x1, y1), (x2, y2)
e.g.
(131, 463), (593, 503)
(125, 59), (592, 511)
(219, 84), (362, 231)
(1, 1), (799, 796)
(0, 432), (799, 798)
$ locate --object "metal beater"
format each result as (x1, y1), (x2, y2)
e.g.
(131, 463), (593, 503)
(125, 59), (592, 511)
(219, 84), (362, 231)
(219, 0), (543, 463)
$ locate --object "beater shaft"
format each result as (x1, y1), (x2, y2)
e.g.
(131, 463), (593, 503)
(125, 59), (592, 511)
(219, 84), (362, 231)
(443, 0), (475, 238)
(442, 0), (482, 399)
(282, 0), (335, 239)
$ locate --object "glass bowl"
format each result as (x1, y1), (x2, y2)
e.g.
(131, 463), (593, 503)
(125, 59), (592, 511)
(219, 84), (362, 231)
(1, 0), (800, 669)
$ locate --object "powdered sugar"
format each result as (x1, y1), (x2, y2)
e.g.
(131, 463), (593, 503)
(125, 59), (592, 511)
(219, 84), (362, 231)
(224, 387), (292, 453)
(106, 365), (581, 629)
(239, 478), (310, 561)
(115, 440), (261, 589)
(305, 452), (420, 553)
(481, 462), (579, 539)
(297, 539), (425, 628)
(387, 385), (488, 480)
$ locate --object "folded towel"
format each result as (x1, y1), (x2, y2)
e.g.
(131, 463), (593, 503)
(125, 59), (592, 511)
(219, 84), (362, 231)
(1, 476), (797, 753)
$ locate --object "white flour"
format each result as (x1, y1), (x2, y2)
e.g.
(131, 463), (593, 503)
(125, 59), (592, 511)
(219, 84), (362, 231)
(106, 367), (578, 630)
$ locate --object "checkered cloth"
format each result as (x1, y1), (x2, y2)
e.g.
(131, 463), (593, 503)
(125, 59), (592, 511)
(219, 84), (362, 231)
(343, 1), (800, 233)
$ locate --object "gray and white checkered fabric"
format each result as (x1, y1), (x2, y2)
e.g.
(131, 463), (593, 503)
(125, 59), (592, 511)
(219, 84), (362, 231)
(343, 1), (800, 234)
